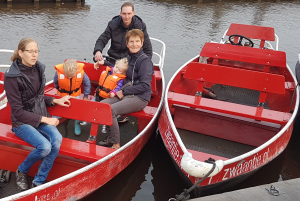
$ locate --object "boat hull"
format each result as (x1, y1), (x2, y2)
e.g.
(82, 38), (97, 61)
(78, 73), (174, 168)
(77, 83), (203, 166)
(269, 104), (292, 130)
(0, 122), (156, 200)
(158, 103), (294, 196)
(158, 24), (298, 196)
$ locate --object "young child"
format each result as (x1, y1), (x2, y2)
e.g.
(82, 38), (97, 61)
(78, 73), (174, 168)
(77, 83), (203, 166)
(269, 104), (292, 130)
(54, 59), (91, 135)
(94, 58), (129, 133)
(94, 58), (128, 100)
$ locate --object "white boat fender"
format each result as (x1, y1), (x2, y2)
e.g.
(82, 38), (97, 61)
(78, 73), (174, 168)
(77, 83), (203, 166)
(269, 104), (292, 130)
(169, 158), (217, 201)
(181, 152), (224, 178)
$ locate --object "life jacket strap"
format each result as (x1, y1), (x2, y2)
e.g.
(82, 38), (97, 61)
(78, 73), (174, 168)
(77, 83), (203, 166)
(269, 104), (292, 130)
(95, 85), (111, 102)
(58, 87), (80, 95)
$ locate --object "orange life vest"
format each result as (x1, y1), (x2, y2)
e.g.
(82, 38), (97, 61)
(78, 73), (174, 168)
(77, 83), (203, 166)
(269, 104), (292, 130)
(55, 63), (85, 97)
(97, 67), (126, 98)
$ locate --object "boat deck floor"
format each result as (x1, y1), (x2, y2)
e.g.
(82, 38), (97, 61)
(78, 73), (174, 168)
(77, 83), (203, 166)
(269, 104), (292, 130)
(177, 84), (264, 159)
(0, 116), (138, 198)
(57, 115), (138, 146)
(178, 128), (255, 159)
(208, 84), (270, 109)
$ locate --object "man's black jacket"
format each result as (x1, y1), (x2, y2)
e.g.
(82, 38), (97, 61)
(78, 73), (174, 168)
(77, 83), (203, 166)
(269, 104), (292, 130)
(93, 15), (152, 60)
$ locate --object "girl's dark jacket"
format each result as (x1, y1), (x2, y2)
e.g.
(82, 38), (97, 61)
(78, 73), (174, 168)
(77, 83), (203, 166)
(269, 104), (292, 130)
(4, 59), (54, 128)
(93, 15), (152, 60)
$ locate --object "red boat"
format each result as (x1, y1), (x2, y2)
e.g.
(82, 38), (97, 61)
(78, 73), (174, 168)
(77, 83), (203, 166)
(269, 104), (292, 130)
(0, 38), (165, 200)
(158, 23), (299, 197)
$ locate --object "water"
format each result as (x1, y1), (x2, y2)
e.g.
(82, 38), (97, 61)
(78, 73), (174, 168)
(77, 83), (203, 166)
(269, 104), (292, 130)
(1, 0), (300, 200)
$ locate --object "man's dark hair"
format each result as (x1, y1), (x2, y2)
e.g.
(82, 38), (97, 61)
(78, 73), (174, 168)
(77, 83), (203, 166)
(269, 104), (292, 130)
(121, 2), (134, 11)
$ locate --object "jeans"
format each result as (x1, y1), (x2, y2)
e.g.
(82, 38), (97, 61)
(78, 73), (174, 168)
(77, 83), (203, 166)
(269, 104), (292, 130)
(12, 123), (62, 185)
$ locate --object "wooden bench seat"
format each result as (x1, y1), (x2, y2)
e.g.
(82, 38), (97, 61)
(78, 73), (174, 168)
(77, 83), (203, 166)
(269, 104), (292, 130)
(45, 90), (158, 120)
(128, 106), (158, 119)
(168, 92), (291, 125)
(0, 123), (114, 162)
(178, 61), (290, 124)
(200, 42), (286, 67)
(80, 61), (161, 96)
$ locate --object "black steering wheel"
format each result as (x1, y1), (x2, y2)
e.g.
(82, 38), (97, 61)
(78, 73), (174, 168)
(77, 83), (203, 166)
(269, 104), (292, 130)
(228, 34), (254, 47)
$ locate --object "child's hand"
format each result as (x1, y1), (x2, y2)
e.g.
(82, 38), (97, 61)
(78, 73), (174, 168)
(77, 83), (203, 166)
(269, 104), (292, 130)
(94, 60), (104, 70)
(110, 93), (115, 98)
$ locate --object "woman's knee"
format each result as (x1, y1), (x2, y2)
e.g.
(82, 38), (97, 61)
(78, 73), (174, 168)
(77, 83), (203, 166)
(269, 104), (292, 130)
(37, 142), (51, 157)
(52, 132), (62, 150)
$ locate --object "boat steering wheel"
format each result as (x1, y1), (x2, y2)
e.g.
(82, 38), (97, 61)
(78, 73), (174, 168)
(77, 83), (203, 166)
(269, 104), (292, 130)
(228, 34), (254, 47)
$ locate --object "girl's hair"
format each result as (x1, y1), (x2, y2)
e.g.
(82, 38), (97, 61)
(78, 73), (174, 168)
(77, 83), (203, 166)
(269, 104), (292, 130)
(116, 57), (129, 72)
(126, 29), (144, 44)
(11, 38), (37, 62)
(63, 59), (78, 78)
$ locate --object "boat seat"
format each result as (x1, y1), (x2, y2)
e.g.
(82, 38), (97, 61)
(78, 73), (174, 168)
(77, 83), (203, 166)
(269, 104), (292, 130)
(0, 123), (114, 162)
(128, 106), (158, 119)
(172, 61), (291, 125)
(80, 61), (161, 97)
(169, 92), (291, 126)
(44, 90), (158, 120)
(200, 42), (286, 68)
(199, 42), (296, 91)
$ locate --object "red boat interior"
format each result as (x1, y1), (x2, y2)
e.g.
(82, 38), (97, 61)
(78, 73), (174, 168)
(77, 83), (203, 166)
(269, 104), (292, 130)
(168, 24), (296, 162)
(0, 62), (162, 197)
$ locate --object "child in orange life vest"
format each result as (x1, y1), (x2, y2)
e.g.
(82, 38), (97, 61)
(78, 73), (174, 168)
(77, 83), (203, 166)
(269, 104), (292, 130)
(94, 58), (129, 133)
(54, 59), (91, 135)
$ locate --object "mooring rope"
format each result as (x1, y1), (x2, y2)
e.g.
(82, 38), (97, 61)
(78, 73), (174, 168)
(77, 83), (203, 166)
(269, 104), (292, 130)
(265, 185), (280, 196)
(169, 158), (216, 201)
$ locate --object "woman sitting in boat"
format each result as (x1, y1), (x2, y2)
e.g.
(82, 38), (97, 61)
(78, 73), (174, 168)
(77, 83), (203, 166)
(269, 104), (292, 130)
(4, 38), (71, 190)
(54, 59), (91, 135)
(98, 29), (154, 149)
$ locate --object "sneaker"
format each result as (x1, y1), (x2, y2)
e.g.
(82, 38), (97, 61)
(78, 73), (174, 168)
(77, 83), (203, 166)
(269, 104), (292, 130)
(16, 169), (28, 190)
(117, 115), (129, 123)
(74, 120), (81, 135)
(80, 121), (87, 126)
(31, 182), (42, 188)
(98, 135), (113, 147)
(102, 125), (107, 133)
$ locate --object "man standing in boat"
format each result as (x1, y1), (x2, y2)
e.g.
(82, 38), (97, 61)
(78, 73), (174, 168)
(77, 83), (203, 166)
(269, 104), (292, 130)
(93, 2), (152, 65)
(93, 2), (152, 123)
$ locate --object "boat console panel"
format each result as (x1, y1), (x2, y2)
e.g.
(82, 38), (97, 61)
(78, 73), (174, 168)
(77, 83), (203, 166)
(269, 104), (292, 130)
(226, 23), (275, 41)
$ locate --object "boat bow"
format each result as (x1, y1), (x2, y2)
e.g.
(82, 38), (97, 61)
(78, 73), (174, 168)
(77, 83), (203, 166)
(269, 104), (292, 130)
(181, 152), (224, 177)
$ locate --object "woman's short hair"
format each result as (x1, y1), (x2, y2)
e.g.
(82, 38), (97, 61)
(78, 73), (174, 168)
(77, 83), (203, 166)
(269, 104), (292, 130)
(11, 38), (37, 62)
(126, 29), (144, 44)
(63, 59), (78, 78)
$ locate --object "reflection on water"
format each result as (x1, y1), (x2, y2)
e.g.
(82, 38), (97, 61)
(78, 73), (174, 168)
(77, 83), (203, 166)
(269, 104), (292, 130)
(1, 0), (300, 200)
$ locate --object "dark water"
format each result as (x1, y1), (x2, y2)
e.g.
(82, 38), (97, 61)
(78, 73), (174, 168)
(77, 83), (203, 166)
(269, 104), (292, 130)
(1, 0), (300, 200)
